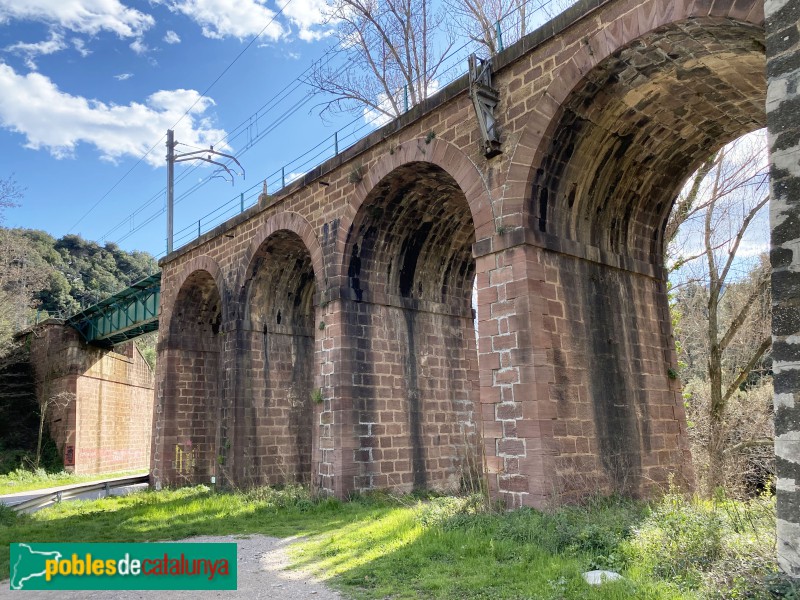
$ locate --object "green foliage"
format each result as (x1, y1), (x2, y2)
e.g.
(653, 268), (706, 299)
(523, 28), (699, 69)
(764, 573), (800, 599)
(624, 493), (723, 588)
(622, 491), (778, 598)
(1, 228), (158, 317)
(0, 481), (781, 598)
(134, 332), (158, 370)
(0, 488), (781, 599)
(0, 468), (145, 495)
(0, 504), (17, 527)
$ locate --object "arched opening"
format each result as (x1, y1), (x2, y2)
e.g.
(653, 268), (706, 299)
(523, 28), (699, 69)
(162, 270), (222, 486)
(532, 19), (766, 264)
(527, 18), (766, 498)
(237, 230), (317, 486)
(666, 130), (772, 498)
(344, 161), (479, 493)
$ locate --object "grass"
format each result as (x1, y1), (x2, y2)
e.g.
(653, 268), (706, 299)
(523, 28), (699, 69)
(0, 485), (791, 599)
(0, 468), (148, 495)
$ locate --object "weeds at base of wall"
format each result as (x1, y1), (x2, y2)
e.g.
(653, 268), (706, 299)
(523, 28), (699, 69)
(458, 424), (492, 512)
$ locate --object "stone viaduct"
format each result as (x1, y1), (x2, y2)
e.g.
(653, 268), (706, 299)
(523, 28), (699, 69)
(150, 0), (800, 574)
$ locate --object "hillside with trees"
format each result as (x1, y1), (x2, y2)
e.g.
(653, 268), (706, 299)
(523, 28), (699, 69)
(0, 224), (158, 355)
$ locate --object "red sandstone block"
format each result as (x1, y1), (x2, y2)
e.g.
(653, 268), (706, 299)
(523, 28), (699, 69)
(498, 474), (528, 493)
(497, 438), (525, 457)
(496, 402), (522, 420)
(494, 368), (520, 385)
(492, 333), (517, 352)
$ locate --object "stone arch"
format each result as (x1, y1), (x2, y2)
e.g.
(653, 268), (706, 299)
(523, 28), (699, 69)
(506, 0), (765, 262)
(337, 137), (494, 270)
(337, 155), (481, 493)
(159, 255), (227, 339)
(231, 222), (321, 487)
(501, 1), (766, 498)
(237, 212), (325, 300)
(157, 264), (224, 487)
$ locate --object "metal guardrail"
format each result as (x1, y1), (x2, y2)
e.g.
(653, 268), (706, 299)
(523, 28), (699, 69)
(6, 474), (150, 513)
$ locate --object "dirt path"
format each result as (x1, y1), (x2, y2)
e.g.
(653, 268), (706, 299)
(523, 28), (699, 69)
(3, 535), (342, 599)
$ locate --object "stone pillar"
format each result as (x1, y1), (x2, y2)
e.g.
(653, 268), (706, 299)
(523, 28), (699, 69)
(316, 296), (358, 497)
(766, 0), (800, 577)
(475, 240), (558, 509)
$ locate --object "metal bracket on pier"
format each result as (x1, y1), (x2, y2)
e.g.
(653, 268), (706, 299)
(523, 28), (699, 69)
(468, 55), (502, 158)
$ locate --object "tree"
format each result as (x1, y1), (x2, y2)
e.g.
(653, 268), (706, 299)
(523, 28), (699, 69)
(667, 131), (772, 496)
(35, 392), (74, 470)
(444, 0), (576, 55)
(0, 175), (23, 217)
(306, 0), (452, 122)
(0, 177), (45, 354)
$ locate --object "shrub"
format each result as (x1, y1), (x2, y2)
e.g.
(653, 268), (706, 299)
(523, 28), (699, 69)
(623, 491), (779, 598)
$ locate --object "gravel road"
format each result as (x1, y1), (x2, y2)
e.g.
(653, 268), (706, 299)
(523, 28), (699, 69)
(3, 535), (343, 599)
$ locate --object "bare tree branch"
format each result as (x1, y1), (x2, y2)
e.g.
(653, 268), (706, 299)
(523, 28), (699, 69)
(306, 0), (452, 120)
(668, 130), (772, 496)
(724, 438), (774, 454)
(721, 336), (772, 407)
(719, 271), (769, 352)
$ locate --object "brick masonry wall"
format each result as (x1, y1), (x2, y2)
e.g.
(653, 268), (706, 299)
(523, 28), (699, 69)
(230, 230), (317, 486)
(765, 0), (800, 577)
(153, 0), (772, 518)
(341, 301), (478, 493)
(545, 251), (692, 499)
(154, 270), (221, 486)
(27, 322), (154, 474)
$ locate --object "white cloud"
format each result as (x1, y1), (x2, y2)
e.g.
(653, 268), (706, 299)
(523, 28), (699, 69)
(163, 0), (285, 40)
(276, 0), (330, 41)
(5, 31), (66, 70)
(114, 72), (133, 80)
(129, 38), (148, 54)
(0, 0), (154, 37)
(163, 30), (181, 44)
(285, 171), (304, 184)
(363, 80), (440, 127)
(71, 37), (91, 57)
(0, 63), (228, 167)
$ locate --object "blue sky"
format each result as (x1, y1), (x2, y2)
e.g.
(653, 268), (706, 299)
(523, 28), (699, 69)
(0, 0), (768, 276)
(0, 0), (569, 263)
(0, 0), (366, 259)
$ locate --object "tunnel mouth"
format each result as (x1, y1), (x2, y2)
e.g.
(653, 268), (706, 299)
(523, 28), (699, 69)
(163, 269), (222, 486)
(343, 161), (480, 493)
(239, 229), (317, 487)
(531, 18), (766, 265)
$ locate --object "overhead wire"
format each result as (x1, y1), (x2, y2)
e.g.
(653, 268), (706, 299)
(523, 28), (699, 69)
(106, 0), (569, 253)
(68, 0), (298, 236)
(68, 0), (572, 316)
(97, 42), (350, 246)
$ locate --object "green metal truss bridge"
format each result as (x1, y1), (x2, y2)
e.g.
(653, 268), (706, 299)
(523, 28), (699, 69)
(65, 272), (161, 347)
